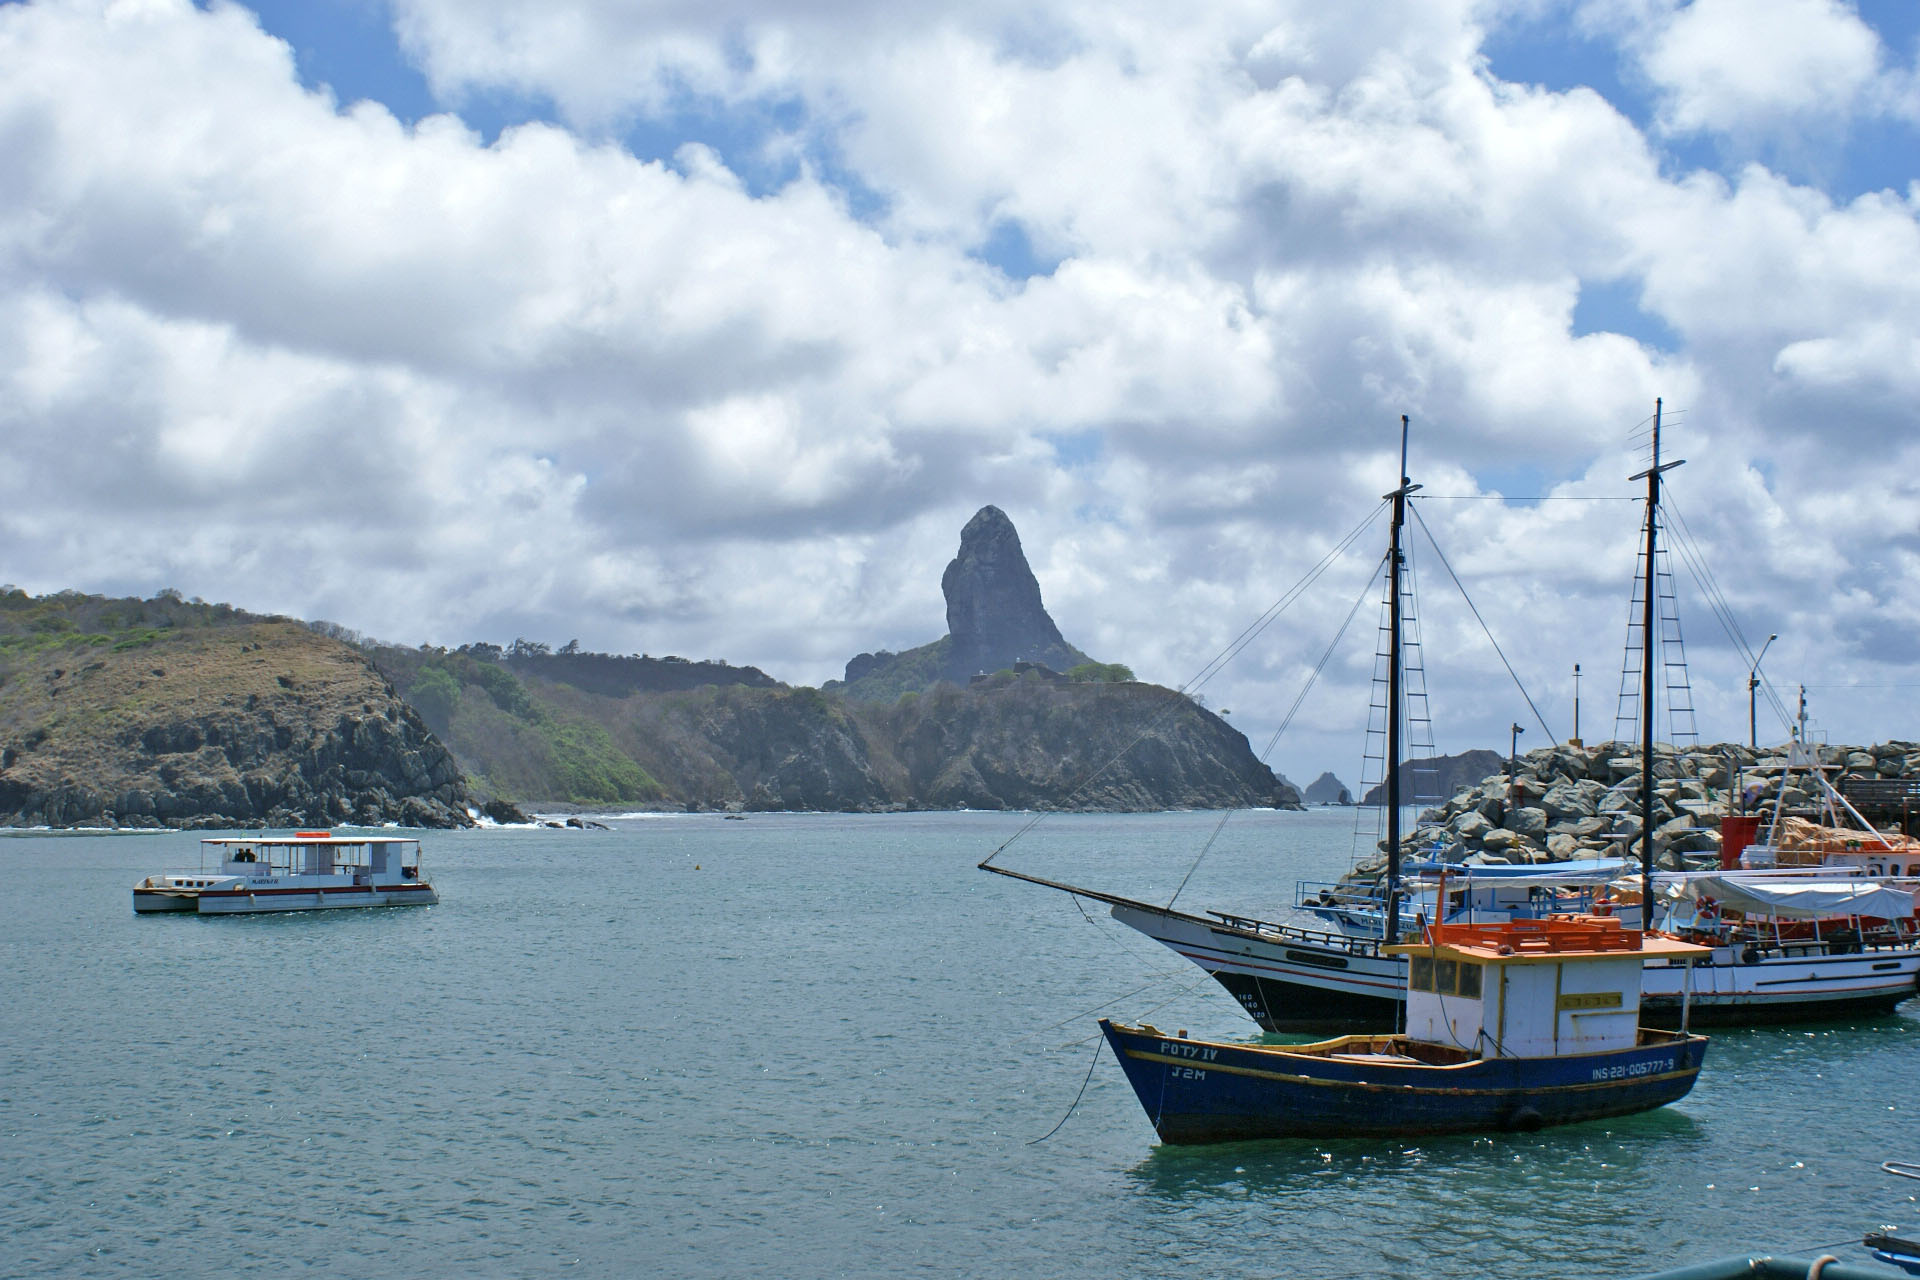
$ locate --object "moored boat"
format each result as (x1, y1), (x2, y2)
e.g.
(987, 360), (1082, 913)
(132, 832), (438, 914)
(1101, 913), (1710, 1143)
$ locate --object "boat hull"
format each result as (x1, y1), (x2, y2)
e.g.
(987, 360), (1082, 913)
(1114, 903), (1920, 1031)
(195, 883), (439, 914)
(1108, 902), (1403, 1031)
(1099, 1020), (1708, 1144)
(132, 883), (439, 914)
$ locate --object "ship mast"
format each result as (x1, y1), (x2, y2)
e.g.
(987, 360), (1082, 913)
(1630, 399), (1683, 924)
(1384, 416), (1421, 943)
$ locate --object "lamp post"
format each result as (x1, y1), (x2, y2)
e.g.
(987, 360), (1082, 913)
(1572, 663), (1582, 747)
(1508, 723), (1525, 806)
(1748, 633), (1776, 749)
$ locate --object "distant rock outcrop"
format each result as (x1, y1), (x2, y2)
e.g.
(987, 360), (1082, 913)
(1360, 749), (1505, 808)
(834, 506), (1091, 700)
(1303, 771), (1354, 805)
(941, 506), (1084, 680)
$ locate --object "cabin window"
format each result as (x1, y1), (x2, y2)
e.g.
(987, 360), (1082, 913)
(1435, 958), (1458, 996)
(1409, 954), (1434, 992)
(1457, 962), (1483, 1000)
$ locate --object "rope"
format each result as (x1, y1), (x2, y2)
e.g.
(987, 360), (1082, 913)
(979, 502), (1387, 871)
(1161, 557), (1384, 910)
(1026, 1039), (1103, 1144)
(1664, 494), (1796, 734)
(1886, 1160), (1920, 1180)
(1409, 503), (1557, 742)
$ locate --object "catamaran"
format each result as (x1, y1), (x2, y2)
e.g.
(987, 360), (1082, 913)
(133, 832), (438, 914)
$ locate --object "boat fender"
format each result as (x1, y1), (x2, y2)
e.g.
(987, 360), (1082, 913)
(1507, 1106), (1544, 1132)
(1741, 945), (1760, 965)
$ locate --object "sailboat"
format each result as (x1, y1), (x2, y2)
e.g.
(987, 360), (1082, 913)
(1090, 419), (1713, 1143)
(985, 404), (1920, 1029)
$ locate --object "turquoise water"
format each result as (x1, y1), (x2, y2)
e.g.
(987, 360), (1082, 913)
(3, 810), (1916, 1278)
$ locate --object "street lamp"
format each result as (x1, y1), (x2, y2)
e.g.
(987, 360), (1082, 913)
(1508, 723), (1525, 805)
(1748, 634), (1777, 749)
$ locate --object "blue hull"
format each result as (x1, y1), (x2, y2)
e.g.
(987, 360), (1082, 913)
(1100, 1021), (1708, 1144)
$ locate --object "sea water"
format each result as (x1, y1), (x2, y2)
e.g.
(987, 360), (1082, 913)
(2, 810), (1915, 1278)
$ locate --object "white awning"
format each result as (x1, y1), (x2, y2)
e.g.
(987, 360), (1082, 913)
(1673, 875), (1914, 921)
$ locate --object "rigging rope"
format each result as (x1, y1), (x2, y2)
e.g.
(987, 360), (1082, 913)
(1409, 504), (1558, 742)
(1163, 556), (1384, 910)
(979, 501), (1388, 870)
(1663, 494), (1795, 734)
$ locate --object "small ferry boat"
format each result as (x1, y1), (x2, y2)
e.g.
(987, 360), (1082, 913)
(1101, 912), (1710, 1143)
(133, 832), (438, 915)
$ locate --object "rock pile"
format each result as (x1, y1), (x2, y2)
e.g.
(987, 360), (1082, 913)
(1350, 739), (1919, 879)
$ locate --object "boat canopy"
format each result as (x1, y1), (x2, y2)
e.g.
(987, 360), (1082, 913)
(1671, 875), (1914, 921)
(1404, 858), (1631, 886)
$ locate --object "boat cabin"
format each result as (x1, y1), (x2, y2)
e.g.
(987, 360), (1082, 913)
(1386, 917), (1708, 1058)
(203, 833), (425, 885)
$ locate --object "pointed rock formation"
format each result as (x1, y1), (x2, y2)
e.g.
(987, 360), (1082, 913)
(940, 506), (1082, 681)
(834, 506), (1091, 699)
(1303, 771), (1354, 805)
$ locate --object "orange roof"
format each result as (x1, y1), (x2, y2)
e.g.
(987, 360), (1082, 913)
(1385, 915), (1711, 962)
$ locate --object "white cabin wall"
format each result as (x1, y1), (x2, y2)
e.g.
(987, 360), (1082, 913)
(1555, 954), (1642, 1053)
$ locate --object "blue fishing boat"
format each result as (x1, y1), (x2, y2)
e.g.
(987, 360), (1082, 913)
(1101, 911), (1710, 1143)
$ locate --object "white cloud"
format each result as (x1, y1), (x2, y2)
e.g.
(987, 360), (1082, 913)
(2, 0), (1919, 778)
(1642, 0), (1881, 136)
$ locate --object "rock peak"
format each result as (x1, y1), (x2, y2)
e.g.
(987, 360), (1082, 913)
(941, 506), (1077, 680)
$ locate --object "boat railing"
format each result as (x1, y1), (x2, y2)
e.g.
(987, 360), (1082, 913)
(1293, 881), (1380, 911)
(1204, 909), (1391, 955)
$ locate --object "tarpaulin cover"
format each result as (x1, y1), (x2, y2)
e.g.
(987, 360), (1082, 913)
(1674, 875), (1914, 921)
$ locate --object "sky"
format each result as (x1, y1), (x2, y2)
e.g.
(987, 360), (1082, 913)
(3, 0), (1918, 787)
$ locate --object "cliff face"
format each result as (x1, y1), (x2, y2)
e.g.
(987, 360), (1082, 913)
(877, 675), (1295, 811)
(836, 506), (1090, 699)
(940, 506), (1085, 681)
(0, 602), (473, 828)
(395, 667), (1290, 817)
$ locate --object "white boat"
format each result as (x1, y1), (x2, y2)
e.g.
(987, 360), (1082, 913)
(1089, 828), (1920, 1030)
(132, 832), (438, 914)
(992, 406), (1920, 1029)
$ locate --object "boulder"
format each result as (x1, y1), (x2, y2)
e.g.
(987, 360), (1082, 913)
(1503, 806), (1549, 838)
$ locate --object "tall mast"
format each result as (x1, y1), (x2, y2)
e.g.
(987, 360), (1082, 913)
(1630, 399), (1683, 925)
(1384, 415), (1420, 943)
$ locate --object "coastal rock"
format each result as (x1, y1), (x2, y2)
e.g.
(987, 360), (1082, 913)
(1540, 782), (1598, 820)
(1333, 735), (1920, 896)
(830, 507), (1096, 702)
(941, 506), (1082, 682)
(0, 601), (475, 830)
(1503, 806), (1549, 838)
(1303, 771), (1354, 805)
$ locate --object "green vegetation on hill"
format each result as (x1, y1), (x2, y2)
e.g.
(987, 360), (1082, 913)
(828, 637), (952, 702)
(372, 646), (662, 806)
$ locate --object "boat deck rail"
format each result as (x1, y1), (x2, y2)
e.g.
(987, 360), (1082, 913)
(1203, 909), (1391, 955)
